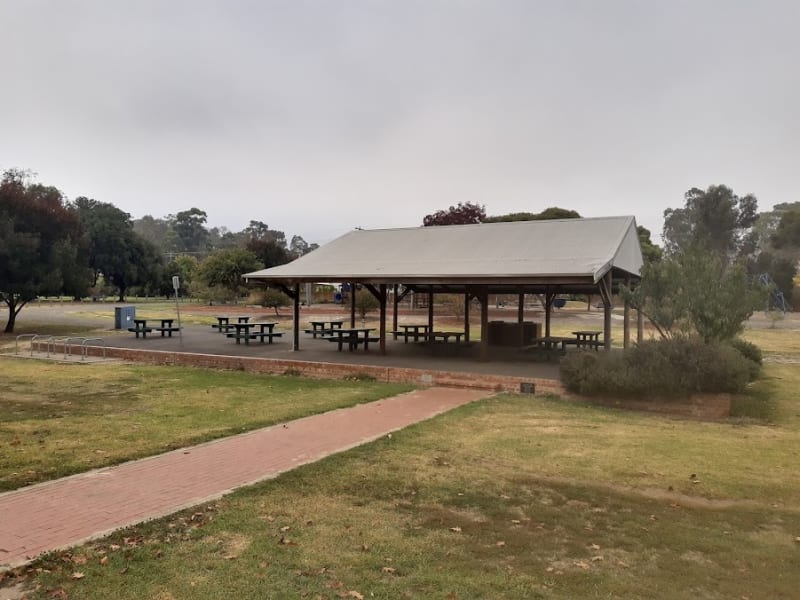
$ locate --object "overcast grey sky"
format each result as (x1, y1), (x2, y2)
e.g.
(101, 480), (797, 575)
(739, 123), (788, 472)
(2, 1), (798, 245)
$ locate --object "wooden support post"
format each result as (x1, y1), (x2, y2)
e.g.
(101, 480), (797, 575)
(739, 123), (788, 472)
(349, 282), (356, 328)
(599, 272), (612, 350)
(379, 284), (387, 355)
(292, 284), (300, 351)
(544, 290), (554, 337)
(463, 293), (471, 343)
(392, 284), (399, 337)
(276, 283), (301, 351)
(518, 292), (525, 346)
(427, 288), (434, 334)
(623, 277), (631, 349)
(637, 307), (644, 343)
(479, 287), (489, 362)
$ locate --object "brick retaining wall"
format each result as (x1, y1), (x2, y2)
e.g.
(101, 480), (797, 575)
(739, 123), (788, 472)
(40, 342), (566, 395)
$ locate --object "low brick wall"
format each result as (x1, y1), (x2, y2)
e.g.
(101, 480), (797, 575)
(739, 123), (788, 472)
(44, 342), (566, 396)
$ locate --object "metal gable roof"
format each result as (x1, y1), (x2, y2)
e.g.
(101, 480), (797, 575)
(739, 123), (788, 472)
(244, 216), (643, 284)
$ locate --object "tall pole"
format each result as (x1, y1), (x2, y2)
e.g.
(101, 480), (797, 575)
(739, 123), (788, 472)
(172, 276), (182, 342)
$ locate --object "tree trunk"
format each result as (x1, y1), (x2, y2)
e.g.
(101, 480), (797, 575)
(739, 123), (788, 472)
(3, 312), (15, 333)
(3, 299), (19, 333)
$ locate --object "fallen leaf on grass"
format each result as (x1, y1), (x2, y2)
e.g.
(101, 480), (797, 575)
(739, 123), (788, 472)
(381, 566), (396, 573)
(99, 556), (108, 566)
(71, 572), (85, 579)
(589, 543), (600, 550)
(510, 519), (521, 525)
(449, 527), (462, 533)
(71, 555), (87, 565)
(495, 541), (506, 547)
(591, 555), (604, 562)
(347, 591), (364, 599)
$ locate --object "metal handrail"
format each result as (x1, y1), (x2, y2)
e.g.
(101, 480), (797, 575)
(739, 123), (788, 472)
(81, 338), (106, 361)
(15, 334), (37, 355)
(30, 334), (52, 356)
(49, 336), (71, 358)
(62, 336), (89, 359)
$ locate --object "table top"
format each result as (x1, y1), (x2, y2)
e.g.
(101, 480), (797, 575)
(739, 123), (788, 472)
(572, 330), (601, 336)
(399, 324), (429, 330)
(330, 327), (375, 335)
(310, 319), (343, 325)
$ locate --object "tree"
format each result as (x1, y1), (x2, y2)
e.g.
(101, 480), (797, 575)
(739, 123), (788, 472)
(0, 169), (90, 332)
(133, 215), (177, 252)
(247, 238), (292, 269)
(637, 225), (663, 264)
(171, 208), (210, 253)
(423, 202), (486, 226)
(261, 287), (290, 316)
(244, 220), (286, 246)
(197, 249), (263, 301)
(353, 289), (380, 319)
(770, 209), (800, 251)
(622, 246), (765, 342)
(74, 197), (164, 301)
(662, 185), (758, 259)
(483, 207), (581, 222)
(161, 255), (199, 296)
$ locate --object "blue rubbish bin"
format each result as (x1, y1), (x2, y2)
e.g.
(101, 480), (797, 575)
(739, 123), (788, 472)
(114, 306), (136, 329)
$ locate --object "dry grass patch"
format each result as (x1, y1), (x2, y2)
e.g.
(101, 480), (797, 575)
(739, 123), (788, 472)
(16, 371), (800, 599)
(0, 357), (411, 491)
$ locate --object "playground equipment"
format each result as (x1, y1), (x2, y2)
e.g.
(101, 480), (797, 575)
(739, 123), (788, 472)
(758, 273), (791, 313)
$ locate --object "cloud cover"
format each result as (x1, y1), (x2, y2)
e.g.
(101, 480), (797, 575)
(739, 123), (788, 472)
(2, 0), (798, 244)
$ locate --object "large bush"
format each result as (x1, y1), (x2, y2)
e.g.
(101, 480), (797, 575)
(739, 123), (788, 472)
(560, 337), (759, 399)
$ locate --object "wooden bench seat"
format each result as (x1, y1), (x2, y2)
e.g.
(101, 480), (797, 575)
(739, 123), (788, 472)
(153, 326), (181, 337)
(127, 326), (153, 339)
(225, 331), (283, 344)
(326, 336), (380, 351)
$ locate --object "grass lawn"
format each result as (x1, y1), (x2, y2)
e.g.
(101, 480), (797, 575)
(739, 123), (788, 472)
(0, 358), (411, 492)
(3, 328), (800, 598)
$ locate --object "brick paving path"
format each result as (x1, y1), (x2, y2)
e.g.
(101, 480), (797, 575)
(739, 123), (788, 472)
(0, 387), (488, 570)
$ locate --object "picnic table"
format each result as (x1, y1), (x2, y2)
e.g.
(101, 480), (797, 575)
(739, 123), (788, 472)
(326, 328), (379, 352)
(127, 318), (180, 338)
(571, 330), (602, 350)
(427, 331), (465, 344)
(226, 322), (282, 344)
(128, 318), (153, 338)
(305, 320), (344, 338)
(520, 336), (570, 361)
(212, 315), (250, 332)
(393, 324), (429, 343)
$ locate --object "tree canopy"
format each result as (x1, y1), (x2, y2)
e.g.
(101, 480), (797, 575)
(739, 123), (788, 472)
(622, 246), (765, 342)
(0, 170), (90, 332)
(197, 248), (263, 301)
(423, 202), (486, 226)
(483, 207), (581, 222)
(662, 185), (758, 259)
(74, 197), (163, 301)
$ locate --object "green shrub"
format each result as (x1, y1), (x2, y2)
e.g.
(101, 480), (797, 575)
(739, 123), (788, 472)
(560, 337), (755, 399)
(729, 337), (763, 366)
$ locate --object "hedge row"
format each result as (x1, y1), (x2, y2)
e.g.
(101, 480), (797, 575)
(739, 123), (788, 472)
(559, 337), (761, 399)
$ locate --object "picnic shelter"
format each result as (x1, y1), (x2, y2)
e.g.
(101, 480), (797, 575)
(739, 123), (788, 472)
(243, 216), (644, 360)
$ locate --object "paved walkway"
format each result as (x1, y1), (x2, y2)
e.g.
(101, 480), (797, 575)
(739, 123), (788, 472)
(0, 387), (488, 570)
